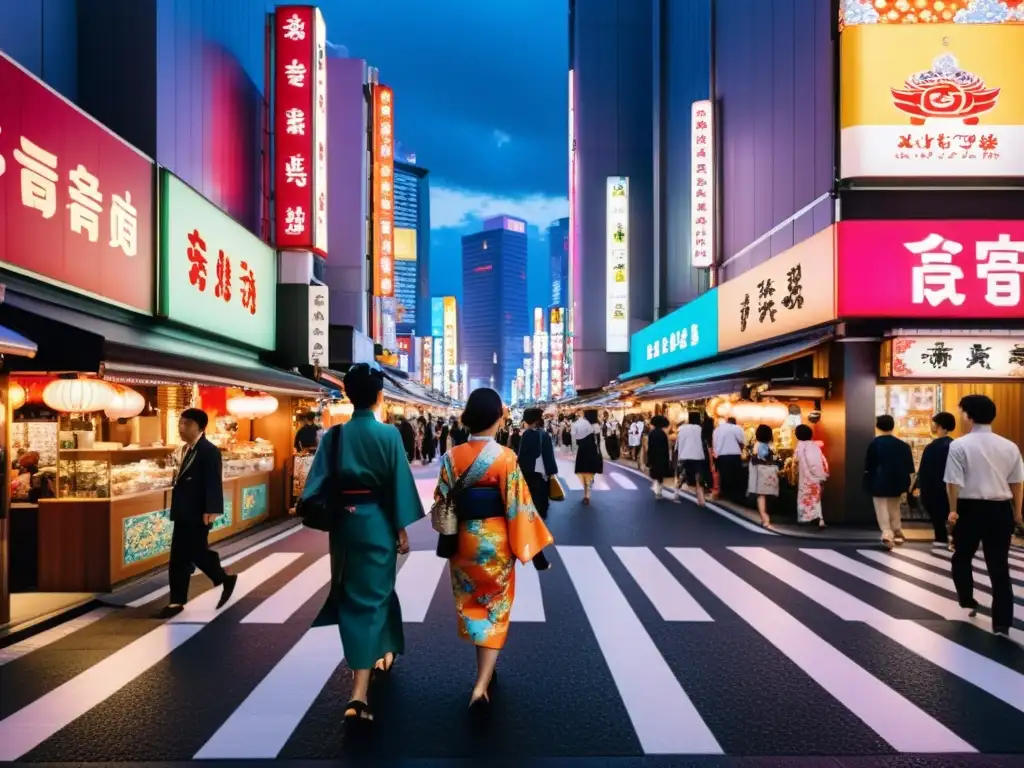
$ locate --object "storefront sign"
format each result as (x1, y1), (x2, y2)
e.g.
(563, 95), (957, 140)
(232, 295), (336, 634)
(421, 335), (433, 388)
(840, 23), (1024, 178)
(308, 285), (328, 366)
(718, 227), (836, 352)
(606, 176), (629, 352)
(629, 289), (718, 377)
(442, 296), (457, 399)
(691, 100), (714, 268)
(891, 335), (1024, 379)
(0, 53), (155, 313)
(395, 334), (412, 373)
(159, 171), (276, 350)
(274, 6), (327, 254)
(837, 220), (1024, 319)
(373, 85), (395, 298)
(550, 307), (565, 399)
(394, 227), (417, 333)
(432, 336), (443, 389)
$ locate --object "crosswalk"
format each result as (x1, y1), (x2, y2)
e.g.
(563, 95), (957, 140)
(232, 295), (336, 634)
(0, 542), (1022, 760)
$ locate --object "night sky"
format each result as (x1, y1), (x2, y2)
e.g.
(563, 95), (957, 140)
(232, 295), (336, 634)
(318, 0), (569, 312)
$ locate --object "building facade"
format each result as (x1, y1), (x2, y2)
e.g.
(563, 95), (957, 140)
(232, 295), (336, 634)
(569, 0), (655, 390)
(548, 217), (570, 309)
(393, 161), (431, 338)
(461, 216), (529, 401)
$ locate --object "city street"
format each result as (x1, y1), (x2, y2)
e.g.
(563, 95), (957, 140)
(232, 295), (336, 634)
(0, 457), (1022, 767)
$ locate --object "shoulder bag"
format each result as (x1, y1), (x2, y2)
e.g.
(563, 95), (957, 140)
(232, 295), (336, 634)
(296, 424), (343, 531)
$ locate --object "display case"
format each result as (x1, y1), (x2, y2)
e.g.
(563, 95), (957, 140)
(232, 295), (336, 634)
(215, 439), (275, 478)
(56, 447), (175, 499)
(876, 384), (937, 468)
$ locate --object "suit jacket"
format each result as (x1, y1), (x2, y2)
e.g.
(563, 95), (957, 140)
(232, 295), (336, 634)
(170, 435), (224, 523)
(517, 427), (558, 479)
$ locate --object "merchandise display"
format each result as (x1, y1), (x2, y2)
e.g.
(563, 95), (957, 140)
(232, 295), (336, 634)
(57, 448), (176, 500)
(217, 439), (276, 477)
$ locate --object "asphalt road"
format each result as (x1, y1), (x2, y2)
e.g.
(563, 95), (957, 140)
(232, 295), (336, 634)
(0, 454), (1022, 768)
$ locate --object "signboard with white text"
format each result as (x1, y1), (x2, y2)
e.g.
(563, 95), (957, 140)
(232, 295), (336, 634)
(274, 6), (327, 254)
(606, 176), (629, 352)
(421, 336), (433, 388)
(691, 99), (714, 268)
(550, 307), (565, 399)
(891, 336), (1024, 379)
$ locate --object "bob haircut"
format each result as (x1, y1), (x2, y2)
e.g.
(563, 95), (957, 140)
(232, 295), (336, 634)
(344, 363), (384, 410)
(522, 407), (544, 426)
(461, 388), (504, 434)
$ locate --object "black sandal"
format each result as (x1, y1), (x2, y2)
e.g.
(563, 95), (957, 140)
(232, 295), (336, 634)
(344, 700), (374, 723)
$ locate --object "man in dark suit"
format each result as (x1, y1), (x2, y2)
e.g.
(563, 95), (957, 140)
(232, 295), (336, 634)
(161, 408), (237, 618)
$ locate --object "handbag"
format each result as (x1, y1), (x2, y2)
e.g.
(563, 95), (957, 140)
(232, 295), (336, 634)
(548, 475), (565, 502)
(296, 424), (342, 531)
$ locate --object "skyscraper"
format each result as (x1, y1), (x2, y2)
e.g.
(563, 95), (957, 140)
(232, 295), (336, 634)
(548, 217), (570, 309)
(461, 216), (529, 401)
(393, 160), (431, 337)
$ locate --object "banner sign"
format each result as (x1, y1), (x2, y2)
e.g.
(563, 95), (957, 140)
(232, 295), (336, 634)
(840, 23), (1024, 178)
(891, 335), (1024, 379)
(606, 176), (629, 352)
(443, 296), (458, 399)
(308, 285), (327, 366)
(0, 53), (155, 313)
(629, 289), (718, 378)
(421, 336), (433, 388)
(394, 227), (417, 334)
(159, 171), (276, 350)
(837, 220), (1024, 319)
(373, 85), (395, 298)
(550, 307), (565, 399)
(274, 6), (327, 254)
(691, 100), (714, 268)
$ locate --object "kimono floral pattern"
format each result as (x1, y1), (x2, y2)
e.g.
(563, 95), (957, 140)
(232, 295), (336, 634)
(436, 441), (553, 649)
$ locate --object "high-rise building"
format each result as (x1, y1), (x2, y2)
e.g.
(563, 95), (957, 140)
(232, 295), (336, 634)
(569, 0), (655, 389)
(393, 160), (431, 337)
(461, 216), (529, 401)
(548, 217), (570, 309)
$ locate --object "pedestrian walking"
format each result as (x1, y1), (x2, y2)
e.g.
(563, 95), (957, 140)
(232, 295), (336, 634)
(432, 388), (554, 709)
(748, 424), (780, 530)
(944, 394), (1024, 638)
(572, 409), (604, 505)
(913, 411), (955, 549)
(517, 407), (559, 519)
(864, 414), (915, 549)
(675, 411), (707, 507)
(646, 414), (671, 498)
(300, 363), (425, 725)
(793, 424), (827, 527)
(161, 408), (237, 618)
(712, 416), (745, 502)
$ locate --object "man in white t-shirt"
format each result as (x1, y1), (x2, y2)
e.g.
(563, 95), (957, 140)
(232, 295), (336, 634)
(676, 411), (707, 506)
(945, 394), (1024, 638)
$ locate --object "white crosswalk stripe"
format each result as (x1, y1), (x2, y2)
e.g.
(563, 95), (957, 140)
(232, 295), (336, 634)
(929, 547), (1024, 580)
(889, 548), (1024, 599)
(3, 544), (1024, 760)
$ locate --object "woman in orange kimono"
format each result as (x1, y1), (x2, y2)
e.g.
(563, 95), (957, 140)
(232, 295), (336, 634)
(433, 388), (554, 709)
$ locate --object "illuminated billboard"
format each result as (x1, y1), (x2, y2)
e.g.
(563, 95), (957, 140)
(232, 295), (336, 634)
(394, 227), (417, 333)
(691, 100), (714, 268)
(606, 176), (629, 352)
(421, 336), (433, 388)
(443, 296), (458, 399)
(550, 307), (565, 399)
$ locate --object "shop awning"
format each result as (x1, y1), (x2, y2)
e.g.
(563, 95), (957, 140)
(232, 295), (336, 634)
(0, 324), (37, 358)
(635, 333), (831, 400)
(0, 294), (327, 397)
(321, 366), (452, 408)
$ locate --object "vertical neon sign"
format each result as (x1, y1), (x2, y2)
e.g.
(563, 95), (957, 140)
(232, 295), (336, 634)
(566, 69), (576, 397)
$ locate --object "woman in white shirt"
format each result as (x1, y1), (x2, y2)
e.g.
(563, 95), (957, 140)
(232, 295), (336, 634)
(572, 409), (604, 505)
(675, 411), (707, 507)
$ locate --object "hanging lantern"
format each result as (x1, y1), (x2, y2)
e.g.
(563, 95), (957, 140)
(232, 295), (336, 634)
(42, 378), (115, 413)
(105, 385), (146, 420)
(9, 381), (26, 411)
(226, 393), (279, 420)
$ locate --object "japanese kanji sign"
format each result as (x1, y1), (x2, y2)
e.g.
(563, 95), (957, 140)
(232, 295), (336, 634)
(837, 220), (1024, 319)
(0, 52), (155, 313)
(606, 176), (629, 353)
(690, 99), (715, 268)
(274, 6), (327, 255)
(891, 336), (1024, 379)
(420, 336), (433, 389)
(159, 171), (277, 350)
(628, 289), (718, 378)
(308, 285), (328, 366)
(840, 23), (1024, 178)
(373, 85), (395, 299)
(718, 227), (836, 353)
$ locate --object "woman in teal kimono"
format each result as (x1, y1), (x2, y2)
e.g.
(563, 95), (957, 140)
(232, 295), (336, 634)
(301, 363), (424, 724)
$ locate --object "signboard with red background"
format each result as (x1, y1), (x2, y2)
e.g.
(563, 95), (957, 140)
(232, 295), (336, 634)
(274, 6), (327, 255)
(0, 53), (154, 313)
(837, 220), (1024, 319)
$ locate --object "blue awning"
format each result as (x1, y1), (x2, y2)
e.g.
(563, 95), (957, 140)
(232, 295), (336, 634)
(0, 324), (36, 358)
(635, 333), (830, 400)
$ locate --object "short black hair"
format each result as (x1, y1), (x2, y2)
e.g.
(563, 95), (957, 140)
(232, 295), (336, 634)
(584, 409), (599, 424)
(523, 407), (544, 426)
(794, 423), (813, 441)
(875, 414), (895, 432)
(727, 417), (737, 424)
(959, 394), (996, 425)
(180, 407), (209, 431)
(304, 412), (316, 423)
(932, 411), (956, 432)
(755, 424), (773, 444)
(344, 363), (384, 410)
(461, 388), (504, 434)
(651, 414), (669, 429)
(688, 411), (701, 425)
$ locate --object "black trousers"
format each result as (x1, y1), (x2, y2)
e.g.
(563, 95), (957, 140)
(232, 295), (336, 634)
(716, 454), (742, 501)
(169, 519), (228, 605)
(951, 499), (1015, 629)
(922, 497), (949, 543)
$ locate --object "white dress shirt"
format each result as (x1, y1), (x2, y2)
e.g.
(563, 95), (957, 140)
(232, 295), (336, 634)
(572, 419), (598, 442)
(712, 422), (745, 457)
(675, 423), (705, 461)
(944, 425), (1024, 500)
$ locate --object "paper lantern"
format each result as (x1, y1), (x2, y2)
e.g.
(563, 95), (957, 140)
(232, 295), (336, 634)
(42, 378), (115, 413)
(226, 394), (279, 420)
(8, 381), (25, 411)
(105, 385), (146, 420)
